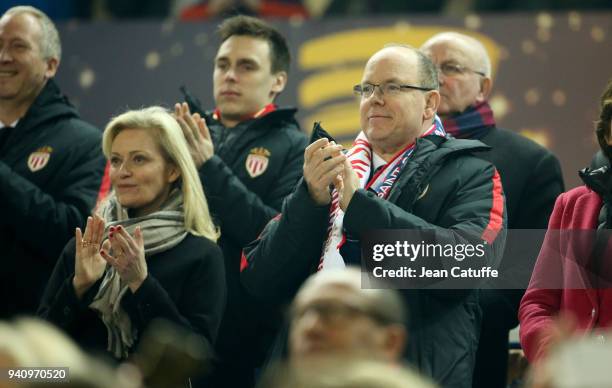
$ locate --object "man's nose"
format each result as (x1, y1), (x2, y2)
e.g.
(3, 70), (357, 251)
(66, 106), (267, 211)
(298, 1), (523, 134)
(0, 46), (13, 62)
(224, 67), (238, 82)
(369, 87), (385, 104)
(436, 68), (446, 85)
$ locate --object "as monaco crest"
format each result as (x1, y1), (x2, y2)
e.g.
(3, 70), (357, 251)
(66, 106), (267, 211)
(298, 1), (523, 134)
(245, 147), (270, 178)
(27, 146), (52, 172)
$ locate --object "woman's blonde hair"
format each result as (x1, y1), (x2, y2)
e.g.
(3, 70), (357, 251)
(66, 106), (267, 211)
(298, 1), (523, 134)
(102, 106), (219, 242)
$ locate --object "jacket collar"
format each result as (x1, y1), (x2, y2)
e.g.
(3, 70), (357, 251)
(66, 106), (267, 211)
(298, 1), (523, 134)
(16, 79), (79, 134)
(204, 106), (300, 166)
(580, 166), (612, 204)
(387, 135), (490, 204)
(212, 103), (278, 122)
(207, 106), (298, 129)
(205, 106), (299, 147)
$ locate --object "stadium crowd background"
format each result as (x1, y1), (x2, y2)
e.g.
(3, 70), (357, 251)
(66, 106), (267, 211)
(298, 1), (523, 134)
(1, 0), (611, 188)
(1, 2), (612, 387)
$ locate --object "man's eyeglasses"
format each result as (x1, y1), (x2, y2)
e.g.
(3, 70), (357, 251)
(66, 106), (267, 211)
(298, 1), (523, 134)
(291, 300), (393, 326)
(437, 62), (486, 77)
(353, 82), (434, 98)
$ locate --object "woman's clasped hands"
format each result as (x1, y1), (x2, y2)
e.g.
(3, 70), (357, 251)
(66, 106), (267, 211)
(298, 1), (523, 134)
(73, 215), (148, 298)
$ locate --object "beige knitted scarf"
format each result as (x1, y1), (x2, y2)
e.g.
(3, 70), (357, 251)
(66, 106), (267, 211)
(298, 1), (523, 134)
(89, 189), (187, 359)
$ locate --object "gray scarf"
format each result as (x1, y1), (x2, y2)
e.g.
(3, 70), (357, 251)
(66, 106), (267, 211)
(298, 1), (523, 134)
(89, 189), (187, 359)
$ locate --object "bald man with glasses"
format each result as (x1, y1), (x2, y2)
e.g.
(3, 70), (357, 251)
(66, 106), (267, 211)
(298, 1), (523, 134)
(421, 32), (565, 388)
(241, 44), (506, 388)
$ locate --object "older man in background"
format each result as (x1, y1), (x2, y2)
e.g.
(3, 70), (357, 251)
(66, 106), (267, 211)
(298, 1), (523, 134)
(421, 32), (564, 388)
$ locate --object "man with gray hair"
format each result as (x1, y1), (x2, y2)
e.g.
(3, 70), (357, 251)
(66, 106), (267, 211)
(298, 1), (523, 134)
(0, 6), (105, 317)
(242, 44), (506, 387)
(421, 32), (564, 388)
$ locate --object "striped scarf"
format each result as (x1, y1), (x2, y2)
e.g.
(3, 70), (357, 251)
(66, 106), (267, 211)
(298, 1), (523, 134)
(319, 116), (447, 269)
(443, 100), (496, 139)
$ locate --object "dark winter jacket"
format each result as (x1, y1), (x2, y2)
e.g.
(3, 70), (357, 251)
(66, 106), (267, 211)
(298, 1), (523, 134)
(0, 79), (105, 318)
(471, 126), (564, 388)
(198, 107), (308, 386)
(242, 134), (507, 388)
(38, 233), (226, 360)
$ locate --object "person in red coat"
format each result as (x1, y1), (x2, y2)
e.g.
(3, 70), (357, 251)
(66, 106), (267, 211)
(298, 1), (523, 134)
(519, 78), (612, 363)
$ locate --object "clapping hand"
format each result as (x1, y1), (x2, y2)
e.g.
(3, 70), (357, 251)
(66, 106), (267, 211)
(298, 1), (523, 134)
(73, 215), (108, 299)
(334, 158), (359, 211)
(303, 138), (346, 205)
(100, 225), (147, 293)
(174, 102), (214, 168)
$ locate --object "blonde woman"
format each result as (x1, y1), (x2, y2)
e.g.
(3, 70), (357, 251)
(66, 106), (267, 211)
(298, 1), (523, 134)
(39, 107), (225, 362)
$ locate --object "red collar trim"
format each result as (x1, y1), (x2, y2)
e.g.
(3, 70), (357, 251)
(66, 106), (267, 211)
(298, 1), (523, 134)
(212, 103), (277, 122)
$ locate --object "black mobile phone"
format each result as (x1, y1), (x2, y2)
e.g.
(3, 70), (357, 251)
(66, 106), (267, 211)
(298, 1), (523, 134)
(309, 121), (336, 144)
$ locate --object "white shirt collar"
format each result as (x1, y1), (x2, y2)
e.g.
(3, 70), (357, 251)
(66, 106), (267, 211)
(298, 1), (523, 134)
(372, 151), (387, 171)
(0, 119), (19, 129)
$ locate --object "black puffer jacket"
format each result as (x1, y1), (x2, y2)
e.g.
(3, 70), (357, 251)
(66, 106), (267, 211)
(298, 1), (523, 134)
(0, 79), (105, 318)
(242, 134), (507, 388)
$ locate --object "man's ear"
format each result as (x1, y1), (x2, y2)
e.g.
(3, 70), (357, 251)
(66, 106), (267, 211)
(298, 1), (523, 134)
(382, 325), (407, 362)
(477, 76), (492, 102)
(44, 57), (59, 79)
(270, 71), (288, 97)
(423, 90), (441, 121)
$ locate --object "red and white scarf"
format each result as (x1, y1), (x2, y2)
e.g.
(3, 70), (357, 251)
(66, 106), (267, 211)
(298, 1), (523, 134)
(319, 116), (447, 269)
